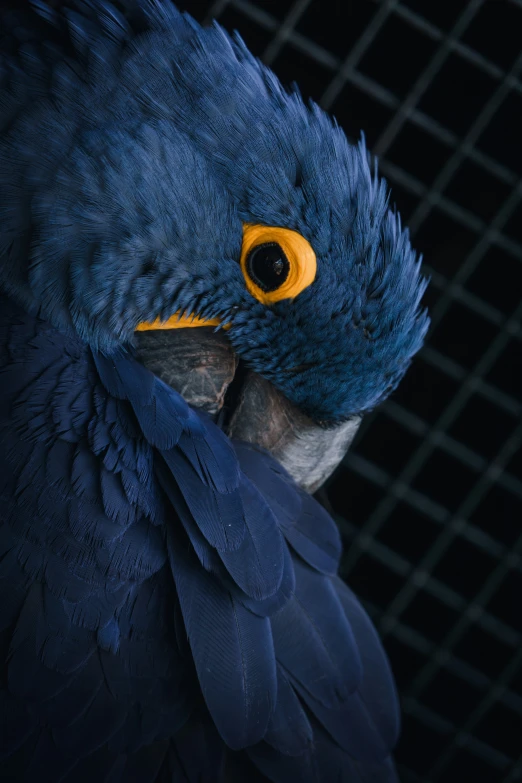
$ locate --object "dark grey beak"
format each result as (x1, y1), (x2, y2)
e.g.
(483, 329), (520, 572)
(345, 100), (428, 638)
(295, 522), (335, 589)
(135, 328), (360, 493)
(134, 328), (238, 417)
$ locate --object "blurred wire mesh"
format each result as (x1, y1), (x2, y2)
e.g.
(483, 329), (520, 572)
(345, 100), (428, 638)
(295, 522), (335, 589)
(179, 1), (522, 780)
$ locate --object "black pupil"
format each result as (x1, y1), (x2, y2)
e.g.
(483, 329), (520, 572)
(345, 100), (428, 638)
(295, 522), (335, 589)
(246, 242), (290, 293)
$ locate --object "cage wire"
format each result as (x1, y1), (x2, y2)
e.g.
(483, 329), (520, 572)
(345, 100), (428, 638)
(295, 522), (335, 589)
(180, 0), (522, 780)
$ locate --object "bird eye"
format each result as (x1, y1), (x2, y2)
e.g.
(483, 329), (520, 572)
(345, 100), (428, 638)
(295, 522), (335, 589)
(240, 224), (317, 305)
(246, 243), (290, 292)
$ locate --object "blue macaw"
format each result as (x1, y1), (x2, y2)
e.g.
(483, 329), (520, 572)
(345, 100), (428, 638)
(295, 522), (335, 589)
(0, 2), (429, 781)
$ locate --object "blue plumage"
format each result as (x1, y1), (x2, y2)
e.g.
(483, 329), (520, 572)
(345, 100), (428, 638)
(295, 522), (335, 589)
(0, 294), (400, 780)
(168, 536), (277, 750)
(0, 1), (428, 780)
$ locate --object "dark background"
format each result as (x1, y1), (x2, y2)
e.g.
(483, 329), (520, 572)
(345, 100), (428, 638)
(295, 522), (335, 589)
(4, 0), (520, 779)
(176, 1), (522, 781)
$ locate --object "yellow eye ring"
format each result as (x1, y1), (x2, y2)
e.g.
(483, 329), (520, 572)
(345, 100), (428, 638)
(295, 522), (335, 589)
(240, 223), (317, 305)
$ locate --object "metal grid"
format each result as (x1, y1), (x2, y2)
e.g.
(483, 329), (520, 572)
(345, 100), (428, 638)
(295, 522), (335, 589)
(180, 1), (522, 780)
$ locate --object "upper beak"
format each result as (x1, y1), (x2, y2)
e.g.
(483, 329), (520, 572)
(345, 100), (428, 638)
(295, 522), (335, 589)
(134, 326), (360, 494)
(134, 326), (237, 417)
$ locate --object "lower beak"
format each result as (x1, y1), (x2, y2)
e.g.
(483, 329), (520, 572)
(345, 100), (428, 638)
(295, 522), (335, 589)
(134, 327), (360, 494)
(227, 372), (361, 494)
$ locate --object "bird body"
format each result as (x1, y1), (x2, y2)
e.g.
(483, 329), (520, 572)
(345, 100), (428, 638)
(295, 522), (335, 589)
(0, 2), (428, 781)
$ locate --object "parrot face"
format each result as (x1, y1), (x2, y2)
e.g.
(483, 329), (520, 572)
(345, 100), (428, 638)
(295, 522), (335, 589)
(0, 0), (429, 426)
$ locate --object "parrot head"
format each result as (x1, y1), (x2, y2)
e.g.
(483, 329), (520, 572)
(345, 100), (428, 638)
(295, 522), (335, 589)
(0, 0), (429, 425)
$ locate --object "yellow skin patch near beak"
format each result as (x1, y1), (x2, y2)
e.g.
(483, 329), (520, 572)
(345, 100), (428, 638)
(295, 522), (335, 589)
(136, 313), (230, 331)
